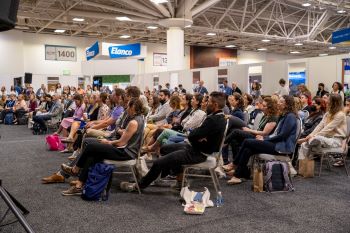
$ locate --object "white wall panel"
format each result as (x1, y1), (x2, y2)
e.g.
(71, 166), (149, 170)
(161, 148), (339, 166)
(262, 61), (288, 95)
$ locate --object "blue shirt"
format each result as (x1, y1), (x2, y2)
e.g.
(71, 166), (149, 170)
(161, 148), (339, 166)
(222, 86), (232, 96)
(195, 86), (208, 95)
(5, 100), (15, 108)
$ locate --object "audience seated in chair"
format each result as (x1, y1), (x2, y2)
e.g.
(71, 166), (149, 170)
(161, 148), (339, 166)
(60, 98), (145, 196)
(119, 92), (227, 192)
(223, 97), (279, 173)
(227, 95), (298, 185)
(297, 94), (346, 162)
(32, 94), (62, 132)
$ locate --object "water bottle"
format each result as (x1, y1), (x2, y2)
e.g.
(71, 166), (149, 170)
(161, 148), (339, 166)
(216, 191), (224, 207)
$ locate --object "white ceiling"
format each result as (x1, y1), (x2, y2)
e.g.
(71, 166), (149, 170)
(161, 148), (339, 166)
(16, 0), (350, 57)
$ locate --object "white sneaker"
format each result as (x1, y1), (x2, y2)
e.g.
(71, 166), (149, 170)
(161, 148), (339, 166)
(288, 162), (297, 176)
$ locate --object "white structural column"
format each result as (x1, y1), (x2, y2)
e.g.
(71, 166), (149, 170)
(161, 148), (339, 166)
(167, 27), (184, 71)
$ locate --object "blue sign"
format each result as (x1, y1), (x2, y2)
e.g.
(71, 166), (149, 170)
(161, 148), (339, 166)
(332, 28), (350, 44)
(289, 72), (306, 86)
(86, 41), (99, 61)
(108, 43), (141, 59)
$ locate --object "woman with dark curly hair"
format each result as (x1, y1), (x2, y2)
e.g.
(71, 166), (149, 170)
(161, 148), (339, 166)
(331, 82), (344, 102)
(227, 95), (298, 184)
(229, 93), (245, 121)
(223, 97), (279, 172)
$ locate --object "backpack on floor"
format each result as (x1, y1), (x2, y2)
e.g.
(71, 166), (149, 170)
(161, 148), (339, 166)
(4, 113), (13, 125)
(264, 161), (294, 192)
(81, 163), (115, 201)
(45, 134), (65, 151)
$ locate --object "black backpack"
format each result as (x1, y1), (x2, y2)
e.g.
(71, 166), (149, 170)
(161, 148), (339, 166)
(32, 122), (45, 135)
(264, 161), (294, 192)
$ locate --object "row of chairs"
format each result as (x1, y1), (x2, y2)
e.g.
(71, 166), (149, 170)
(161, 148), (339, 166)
(102, 115), (350, 197)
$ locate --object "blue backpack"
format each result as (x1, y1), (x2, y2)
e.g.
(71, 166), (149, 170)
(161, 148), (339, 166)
(81, 163), (115, 201)
(4, 113), (14, 125)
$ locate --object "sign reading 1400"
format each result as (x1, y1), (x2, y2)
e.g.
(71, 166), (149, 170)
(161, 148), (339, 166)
(45, 45), (77, 61)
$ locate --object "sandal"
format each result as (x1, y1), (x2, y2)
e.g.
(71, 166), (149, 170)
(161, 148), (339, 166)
(333, 161), (344, 167)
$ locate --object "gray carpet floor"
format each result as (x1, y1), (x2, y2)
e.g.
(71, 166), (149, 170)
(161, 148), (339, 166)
(0, 125), (350, 233)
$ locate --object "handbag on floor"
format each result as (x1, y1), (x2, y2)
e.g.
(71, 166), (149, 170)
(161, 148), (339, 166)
(298, 159), (314, 178)
(252, 165), (264, 192)
(46, 134), (65, 151)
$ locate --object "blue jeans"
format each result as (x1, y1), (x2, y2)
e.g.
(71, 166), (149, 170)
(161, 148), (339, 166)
(167, 134), (186, 144)
(33, 114), (52, 130)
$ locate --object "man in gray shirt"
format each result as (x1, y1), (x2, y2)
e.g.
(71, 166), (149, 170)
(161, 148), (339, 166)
(33, 93), (62, 131)
(148, 89), (172, 125)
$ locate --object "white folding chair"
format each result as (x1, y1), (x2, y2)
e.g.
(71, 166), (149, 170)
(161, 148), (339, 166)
(181, 119), (229, 196)
(104, 117), (146, 194)
(316, 116), (350, 177)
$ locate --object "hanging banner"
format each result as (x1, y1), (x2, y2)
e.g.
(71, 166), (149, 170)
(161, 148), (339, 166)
(108, 43), (141, 59)
(332, 28), (350, 44)
(86, 41), (99, 61)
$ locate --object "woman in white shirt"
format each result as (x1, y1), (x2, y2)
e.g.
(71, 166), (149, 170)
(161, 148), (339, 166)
(331, 82), (344, 102)
(56, 83), (62, 95)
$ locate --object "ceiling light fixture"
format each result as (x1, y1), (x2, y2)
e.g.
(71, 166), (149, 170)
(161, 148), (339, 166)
(329, 46), (336, 50)
(302, 2), (311, 7)
(147, 26), (158, 30)
(290, 51), (301, 54)
(337, 9), (346, 14)
(15, 26), (29, 30)
(54, 29), (65, 33)
(116, 16), (132, 21)
(185, 25), (192, 28)
(73, 18), (85, 22)
(319, 53), (328, 56)
(225, 45), (236, 48)
(295, 42), (303, 46)
(119, 35), (131, 38)
(262, 39), (270, 42)
(206, 32), (216, 36)
(150, 0), (168, 4)
(257, 48), (267, 51)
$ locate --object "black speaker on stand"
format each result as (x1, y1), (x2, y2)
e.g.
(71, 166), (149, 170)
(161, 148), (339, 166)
(0, 0), (20, 32)
(24, 73), (32, 84)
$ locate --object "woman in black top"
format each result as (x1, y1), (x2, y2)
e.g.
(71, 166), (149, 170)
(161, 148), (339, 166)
(223, 97), (279, 172)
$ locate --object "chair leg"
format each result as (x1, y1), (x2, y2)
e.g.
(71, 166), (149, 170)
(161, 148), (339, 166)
(181, 167), (188, 189)
(130, 165), (141, 194)
(343, 157), (349, 177)
(209, 168), (219, 196)
(319, 155), (324, 177)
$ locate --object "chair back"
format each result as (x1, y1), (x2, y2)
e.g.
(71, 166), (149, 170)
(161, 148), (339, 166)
(302, 110), (309, 120)
(346, 116), (350, 138)
(243, 111), (249, 124)
(290, 117), (302, 160)
(252, 112), (264, 130)
(213, 119), (230, 164)
(136, 116), (147, 159)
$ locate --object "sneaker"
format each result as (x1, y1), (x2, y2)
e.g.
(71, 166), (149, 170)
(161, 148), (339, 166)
(61, 186), (82, 196)
(120, 182), (137, 192)
(42, 173), (65, 184)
